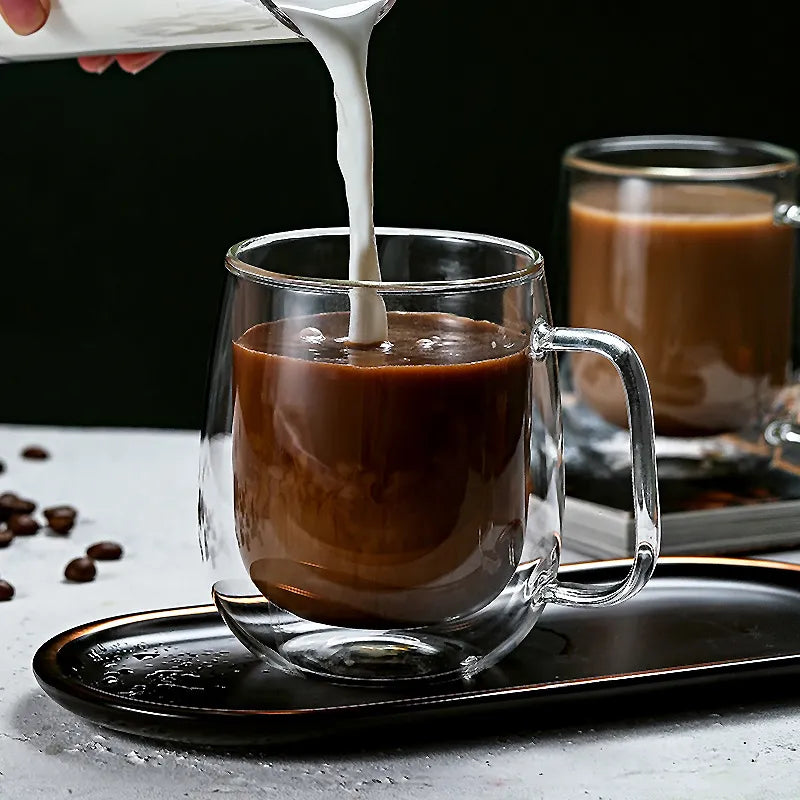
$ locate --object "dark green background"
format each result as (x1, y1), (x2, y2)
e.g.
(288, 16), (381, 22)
(1, 4), (798, 429)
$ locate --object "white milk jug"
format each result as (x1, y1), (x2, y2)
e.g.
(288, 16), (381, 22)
(0, 0), (395, 62)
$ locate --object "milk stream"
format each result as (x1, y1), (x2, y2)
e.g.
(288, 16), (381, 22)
(274, 0), (389, 344)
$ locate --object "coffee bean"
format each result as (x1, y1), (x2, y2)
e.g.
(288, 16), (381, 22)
(64, 557), (96, 583)
(0, 529), (13, 548)
(44, 505), (77, 520)
(0, 458), (5, 474)
(0, 493), (16, 522)
(87, 541), (123, 561)
(47, 517), (75, 534)
(8, 514), (39, 536)
(44, 505), (78, 534)
(0, 580), (14, 601)
(21, 446), (50, 461)
(0, 493), (36, 522)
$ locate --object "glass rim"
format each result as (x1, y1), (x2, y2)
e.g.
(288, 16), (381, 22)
(225, 227), (544, 294)
(563, 134), (800, 180)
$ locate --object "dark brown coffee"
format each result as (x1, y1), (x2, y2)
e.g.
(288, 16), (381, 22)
(232, 312), (530, 628)
(569, 182), (795, 437)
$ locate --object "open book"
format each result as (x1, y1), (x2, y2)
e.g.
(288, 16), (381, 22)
(564, 463), (800, 559)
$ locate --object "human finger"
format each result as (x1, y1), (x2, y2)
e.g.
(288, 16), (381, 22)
(78, 55), (116, 74)
(116, 51), (164, 75)
(0, 0), (50, 36)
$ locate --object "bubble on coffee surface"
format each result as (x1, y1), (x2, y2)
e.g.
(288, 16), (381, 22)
(299, 327), (326, 345)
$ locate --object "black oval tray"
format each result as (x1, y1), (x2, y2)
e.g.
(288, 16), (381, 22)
(33, 557), (800, 746)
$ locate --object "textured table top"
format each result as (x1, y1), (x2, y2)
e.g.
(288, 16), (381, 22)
(2, 424), (800, 800)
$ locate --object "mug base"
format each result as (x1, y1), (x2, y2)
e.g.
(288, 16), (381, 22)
(280, 630), (476, 683)
(213, 563), (549, 685)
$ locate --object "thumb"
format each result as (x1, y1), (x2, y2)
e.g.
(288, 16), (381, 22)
(0, 0), (49, 35)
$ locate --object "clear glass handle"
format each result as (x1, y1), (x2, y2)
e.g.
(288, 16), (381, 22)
(764, 203), (800, 447)
(532, 322), (661, 607)
(775, 202), (800, 228)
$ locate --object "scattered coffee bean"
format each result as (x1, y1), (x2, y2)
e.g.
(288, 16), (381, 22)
(21, 446), (50, 461)
(45, 504), (77, 518)
(44, 505), (78, 534)
(0, 493), (36, 522)
(0, 580), (14, 601)
(64, 557), (96, 583)
(8, 514), (40, 536)
(0, 529), (13, 548)
(0, 458), (5, 474)
(87, 541), (123, 561)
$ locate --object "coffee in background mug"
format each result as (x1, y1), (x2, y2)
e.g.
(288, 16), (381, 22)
(563, 136), (799, 439)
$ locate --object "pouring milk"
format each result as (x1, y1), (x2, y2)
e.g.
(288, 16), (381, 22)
(273, 0), (388, 344)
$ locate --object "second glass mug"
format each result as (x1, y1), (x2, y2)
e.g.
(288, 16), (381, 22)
(199, 228), (661, 683)
(554, 135), (800, 480)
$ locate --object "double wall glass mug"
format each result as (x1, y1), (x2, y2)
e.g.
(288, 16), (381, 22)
(199, 228), (661, 684)
(554, 136), (800, 482)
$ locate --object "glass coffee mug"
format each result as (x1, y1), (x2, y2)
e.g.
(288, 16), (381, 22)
(555, 136), (800, 480)
(199, 228), (660, 683)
